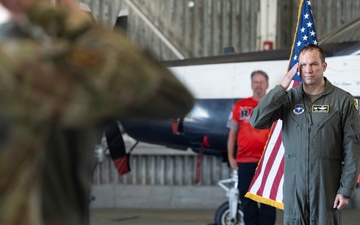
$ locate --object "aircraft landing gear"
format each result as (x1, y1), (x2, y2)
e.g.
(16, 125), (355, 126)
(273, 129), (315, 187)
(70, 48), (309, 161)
(214, 201), (244, 225)
(214, 170), (244, 225)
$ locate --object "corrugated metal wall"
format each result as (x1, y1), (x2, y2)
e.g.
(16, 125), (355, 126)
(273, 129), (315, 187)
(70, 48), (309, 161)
(79, 0), (125, 25)
(80, 0), (260, 59)
(277, 0), (360, 48)
(125, 0), (259, 59)
(93, 153), (232, 186)
(80, 0), (359, 61)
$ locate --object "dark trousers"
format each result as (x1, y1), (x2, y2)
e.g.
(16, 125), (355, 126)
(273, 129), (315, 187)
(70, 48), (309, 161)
(42, 127), (101, 225)
(238, 162), (276, 225)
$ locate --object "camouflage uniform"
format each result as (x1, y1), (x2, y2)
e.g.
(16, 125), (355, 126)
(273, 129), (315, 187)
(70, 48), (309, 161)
(0, 2), (194, 225)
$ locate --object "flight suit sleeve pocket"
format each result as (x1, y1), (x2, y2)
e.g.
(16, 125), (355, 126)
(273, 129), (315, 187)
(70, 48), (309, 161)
(346, 120), (360, 143)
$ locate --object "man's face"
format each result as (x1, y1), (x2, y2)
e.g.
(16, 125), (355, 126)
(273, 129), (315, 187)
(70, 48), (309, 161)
(251, 73), (269, 98)
(298, 49), (327, 86)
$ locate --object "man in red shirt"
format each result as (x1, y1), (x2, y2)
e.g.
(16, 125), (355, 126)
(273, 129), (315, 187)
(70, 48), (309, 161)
(227, 70), (276, 225)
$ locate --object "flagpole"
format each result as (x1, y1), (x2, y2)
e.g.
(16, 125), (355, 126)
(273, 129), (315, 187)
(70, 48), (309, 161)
(287, 0), (304, 71)
(246, 0), (319, 210)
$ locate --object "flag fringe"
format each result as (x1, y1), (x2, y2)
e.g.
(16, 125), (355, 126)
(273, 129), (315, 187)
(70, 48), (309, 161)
(245, 192), (284, 210)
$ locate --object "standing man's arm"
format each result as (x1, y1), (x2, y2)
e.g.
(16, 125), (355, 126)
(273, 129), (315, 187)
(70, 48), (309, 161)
(227, 120), (238, 170)
(333, 194), (349, 210)
(334, 95), (360, 209)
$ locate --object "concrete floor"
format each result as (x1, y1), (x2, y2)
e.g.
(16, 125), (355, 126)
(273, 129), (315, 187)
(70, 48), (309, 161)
(90, 208), (359, 225)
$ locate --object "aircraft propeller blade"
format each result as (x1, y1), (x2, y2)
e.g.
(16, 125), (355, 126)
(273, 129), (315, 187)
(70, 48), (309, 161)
(104, 121), (131, 176)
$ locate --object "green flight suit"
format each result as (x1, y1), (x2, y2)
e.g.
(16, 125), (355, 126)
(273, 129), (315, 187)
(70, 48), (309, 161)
(250, 78), (360, 225)
(0, 2), (194, 225)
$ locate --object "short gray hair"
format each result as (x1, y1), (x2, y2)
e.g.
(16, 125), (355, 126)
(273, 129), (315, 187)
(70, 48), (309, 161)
(250, 70), (269, 82)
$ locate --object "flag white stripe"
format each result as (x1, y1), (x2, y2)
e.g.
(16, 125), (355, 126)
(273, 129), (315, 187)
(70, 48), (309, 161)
(263, 140), (284, 197)
(250, 121), (282, 192)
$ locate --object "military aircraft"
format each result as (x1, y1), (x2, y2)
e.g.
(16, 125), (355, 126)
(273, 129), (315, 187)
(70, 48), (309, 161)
(105, 16), (360, 166)
(97, 14), (360, 225)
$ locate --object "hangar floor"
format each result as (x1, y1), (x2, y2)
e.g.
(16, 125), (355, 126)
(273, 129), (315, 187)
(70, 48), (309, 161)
(90, 208), (358, 225)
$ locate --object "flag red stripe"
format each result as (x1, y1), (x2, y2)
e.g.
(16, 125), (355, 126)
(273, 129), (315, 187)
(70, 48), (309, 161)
(269, 156), (284, 200)
(256, 132), (283, 196)
(248, 121), (279, 189)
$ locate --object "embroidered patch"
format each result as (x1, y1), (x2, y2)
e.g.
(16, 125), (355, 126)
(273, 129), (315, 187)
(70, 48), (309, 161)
(312, 105), (330, 113)
(354, 99), (359, 110)
(293, 104), (305, 115)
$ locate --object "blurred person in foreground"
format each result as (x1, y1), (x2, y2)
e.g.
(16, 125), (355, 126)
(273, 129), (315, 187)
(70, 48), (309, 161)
(0, 0), (194, 225)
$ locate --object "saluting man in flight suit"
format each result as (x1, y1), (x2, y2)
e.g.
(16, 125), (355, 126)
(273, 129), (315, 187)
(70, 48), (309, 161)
(250, 44), (360, 225)
(0, 0), (194, 225)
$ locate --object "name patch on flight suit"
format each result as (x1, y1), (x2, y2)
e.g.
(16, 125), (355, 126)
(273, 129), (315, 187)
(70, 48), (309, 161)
(312, 105), (330, 113)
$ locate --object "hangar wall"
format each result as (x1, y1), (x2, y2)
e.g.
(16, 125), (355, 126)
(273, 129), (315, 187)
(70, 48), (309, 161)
(78, 0), (360, 208)
(93, 151), (230, 186)
(78, 0), (359, 60)
(90, 143), (232, 209)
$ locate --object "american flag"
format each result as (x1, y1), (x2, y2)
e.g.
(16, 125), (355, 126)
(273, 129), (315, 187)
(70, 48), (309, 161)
(245, 0), (318, 209)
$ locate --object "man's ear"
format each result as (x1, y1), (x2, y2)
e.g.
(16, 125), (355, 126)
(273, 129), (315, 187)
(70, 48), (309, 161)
(322, 61), (327, 72)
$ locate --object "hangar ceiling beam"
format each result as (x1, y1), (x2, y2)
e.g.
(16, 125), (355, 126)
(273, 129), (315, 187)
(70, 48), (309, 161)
(125, 0), (186, 59)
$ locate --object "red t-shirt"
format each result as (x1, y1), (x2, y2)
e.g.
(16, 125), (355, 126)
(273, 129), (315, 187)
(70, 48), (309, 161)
(231, 97), (271, 163)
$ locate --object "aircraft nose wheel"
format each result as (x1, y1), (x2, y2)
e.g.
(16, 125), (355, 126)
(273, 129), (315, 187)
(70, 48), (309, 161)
(214, 201), (244, 225)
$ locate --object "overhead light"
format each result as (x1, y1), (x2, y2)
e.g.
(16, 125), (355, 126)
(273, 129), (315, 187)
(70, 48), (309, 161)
(188, 1), (195, 8)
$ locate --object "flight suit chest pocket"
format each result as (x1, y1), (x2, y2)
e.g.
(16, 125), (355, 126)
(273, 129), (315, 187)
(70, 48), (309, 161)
(316, 110), (339, 130)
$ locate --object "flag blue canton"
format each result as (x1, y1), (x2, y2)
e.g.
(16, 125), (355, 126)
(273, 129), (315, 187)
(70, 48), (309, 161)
(289, 0), (318, 82)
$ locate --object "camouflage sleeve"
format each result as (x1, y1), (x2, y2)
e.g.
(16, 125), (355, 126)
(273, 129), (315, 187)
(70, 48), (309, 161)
(0, 3), (193, 224)
(25, 2), (194, 127)
(26, 1), (94, 39)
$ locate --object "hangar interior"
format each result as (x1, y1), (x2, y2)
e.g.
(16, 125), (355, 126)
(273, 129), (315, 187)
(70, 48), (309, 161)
(79, 0), (359, 60)
(72, 0), (360, 209)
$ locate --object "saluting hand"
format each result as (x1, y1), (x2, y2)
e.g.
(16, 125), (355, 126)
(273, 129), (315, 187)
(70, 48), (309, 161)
(280, 63), (299, 90)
